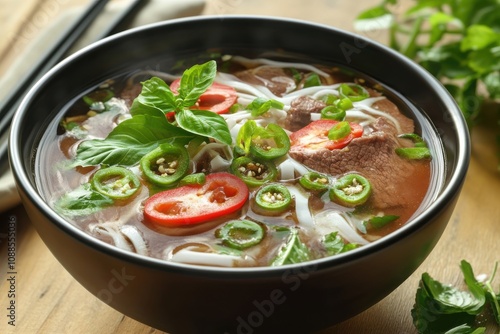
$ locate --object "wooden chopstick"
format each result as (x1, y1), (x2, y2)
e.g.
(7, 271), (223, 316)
(1, 0), (145, 174)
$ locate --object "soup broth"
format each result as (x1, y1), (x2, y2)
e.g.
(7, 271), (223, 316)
(37, 53), (441, 267)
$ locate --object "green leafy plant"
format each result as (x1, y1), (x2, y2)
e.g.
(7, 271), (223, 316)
(75, 60), (231, 167)
(412, 260), (500, 333)
(355, 0), (500, 126)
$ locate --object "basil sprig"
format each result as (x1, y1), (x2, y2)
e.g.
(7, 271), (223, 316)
(75, 60), (231, 167)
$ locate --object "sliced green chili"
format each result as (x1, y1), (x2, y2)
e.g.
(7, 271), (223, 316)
(321, 105), (346, 121)
(91, 166), (140, 200)
(249, 123), (290, 160)
(328, 121), (351, 140)
(395, 147), (431, 160)
(140, 144), (189, 187)
(179, 173), (206, 186)
(396, 133), (432, 160)
(339, 83), (370, 102)
(364, 215), (400, 230)
(230, 156), (277, 187)
(304, 73), (322, 87)
(83, 89), (114, 112)
(299, 172), (330, 191)
(216, 220), (265, 250)
(330, 173), (372, 207)
(255, 183), (292, 213)
(334, 97), (354, 110)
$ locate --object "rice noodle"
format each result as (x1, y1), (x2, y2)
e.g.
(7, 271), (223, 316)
(120, 225), (149, 256)
(170, 247), (243, 267)
(89, 222), (149, 255)
(278, 157), (310, 180)
(90, 222), (133, 252)
(314, 210), (369, 245)
(230, 55), (331, 77)
(286, 185), (313, 227)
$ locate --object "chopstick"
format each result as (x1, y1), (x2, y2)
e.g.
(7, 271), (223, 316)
(0, 0), (146, 174)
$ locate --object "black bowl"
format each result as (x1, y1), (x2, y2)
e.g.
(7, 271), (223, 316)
(9, 16), (469, 334)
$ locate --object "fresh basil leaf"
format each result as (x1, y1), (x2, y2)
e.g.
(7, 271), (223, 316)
(322, 231), (358, 256)
(75, 115), (194, 166)
(271, 228), (311, 266)
(460, 260), (486, 313)
(54, 183), (113, 217)
(444, 325), (485, 334)
(411, 273), (478, 334)
(129, 77), (178, 116)
(176, 109), (232, 145)
(177, 60), (217, 108)
(247, 97), (284, 117)
(423, 272), (485, 315)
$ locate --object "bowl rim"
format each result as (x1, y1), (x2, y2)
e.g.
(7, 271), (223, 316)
(9, 14), (471, 277)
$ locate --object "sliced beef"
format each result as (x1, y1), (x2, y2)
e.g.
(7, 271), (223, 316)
(284, 96), (327, 131)
(368, 89), (414, 134)
(235, 66), (296, 96)
(289, 118), (417, 209)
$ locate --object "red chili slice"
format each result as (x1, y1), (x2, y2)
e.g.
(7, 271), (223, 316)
(144, 172), (249, 227)
(290, 119), (363, 150)
(168, 78), (237, 117)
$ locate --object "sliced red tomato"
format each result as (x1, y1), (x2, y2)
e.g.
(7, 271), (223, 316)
(168, 78), (238, 117)
(144, 172), (249, 227)
(290, 119), (363, 150)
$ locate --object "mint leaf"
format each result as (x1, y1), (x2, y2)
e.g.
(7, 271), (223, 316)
(75, 115), (194, 166)
(177, 60), (217, 108)
(176, 109), (232, 145)
(54, 183), (113, 217)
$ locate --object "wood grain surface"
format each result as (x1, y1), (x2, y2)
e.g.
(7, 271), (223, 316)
(1, 0), (499, 333)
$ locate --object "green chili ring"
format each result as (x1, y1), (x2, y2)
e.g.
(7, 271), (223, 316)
(255, 183), (292, 213)
(230, 156), (277, 187)
(140, 144), (189, 187)
(395, 147), (431, 160)
(330, 173), (371, 207)
(339, 83), (370, 102)
(328, 121), (351, 140)
(91, 166), (140, 200)
(320, 105), (346, 121)
(299, 172), (330, 191)
(217, 220), (265, 250)
(249, 123), (291, 160)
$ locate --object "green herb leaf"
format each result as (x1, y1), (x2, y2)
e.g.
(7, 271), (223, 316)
(54, 183), (113, 217)
(247, 97), (284, 117)
(129, 77), (177, 116)
(177, 60), (217, 108)
(322, 231), (358, 255)
(176, 109), (232, 145)
(271, 228), (311, 266)
(75, 115), (194, 166)
(236, 120), (258, 153)
(461, 25), (498, 52)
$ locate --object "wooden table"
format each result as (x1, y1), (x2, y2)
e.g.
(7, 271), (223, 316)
(1, 0), (499, 333)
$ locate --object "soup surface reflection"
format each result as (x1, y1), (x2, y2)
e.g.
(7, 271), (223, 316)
(37, 54), (439, 267)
